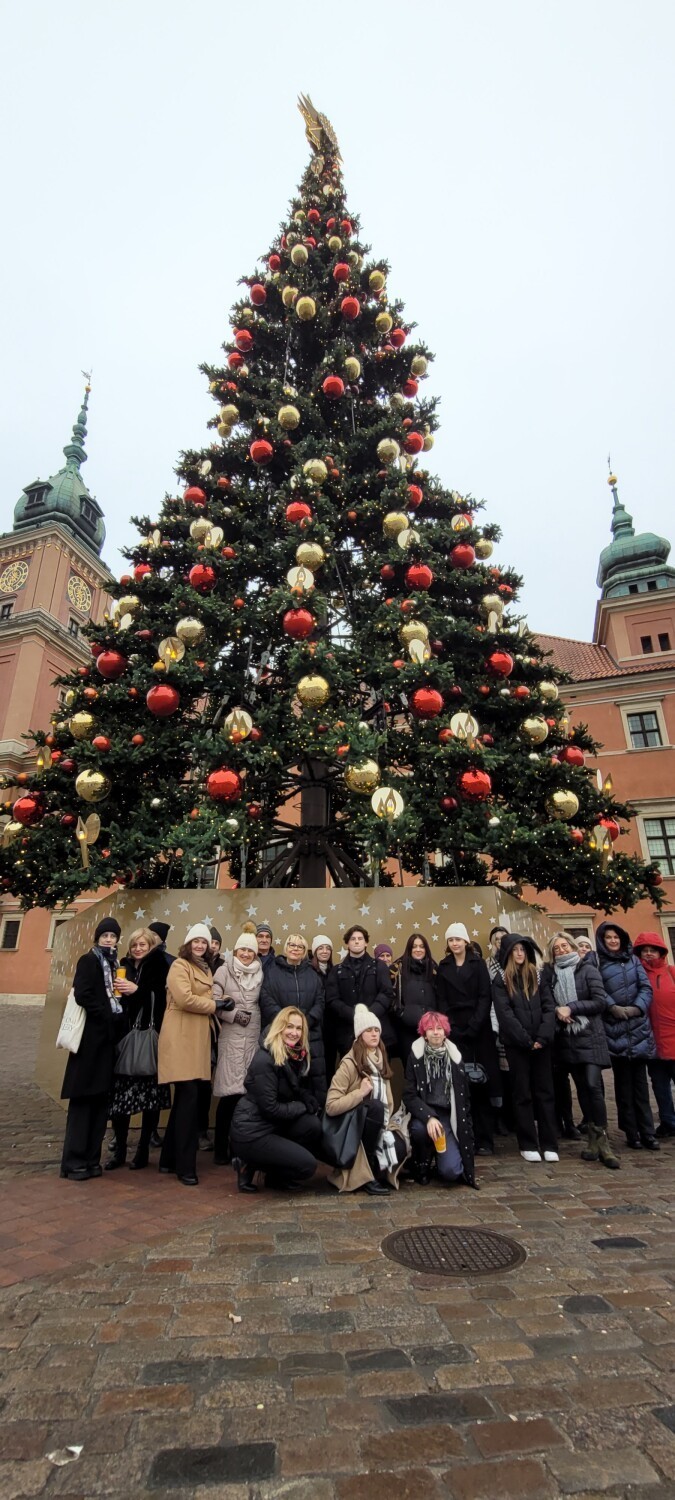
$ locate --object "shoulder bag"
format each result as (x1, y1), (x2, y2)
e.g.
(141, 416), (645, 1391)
(320, 1101), (368, 1169)
(56, 987), (86, 1054)
(114, 993), (159, 1078)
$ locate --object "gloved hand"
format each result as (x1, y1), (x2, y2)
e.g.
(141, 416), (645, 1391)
(234, 1010), (251, 1027)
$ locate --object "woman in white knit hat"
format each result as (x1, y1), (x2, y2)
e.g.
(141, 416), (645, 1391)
(158, 924), (216, 1186)
(325, 1003), (410, 1195)
(212, 927), (263, 1165)
(436, 922), (499, 1156)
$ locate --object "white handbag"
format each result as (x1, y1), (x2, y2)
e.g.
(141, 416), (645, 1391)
(56, 987), (86, 1053)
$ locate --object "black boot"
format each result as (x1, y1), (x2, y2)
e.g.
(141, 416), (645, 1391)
(232, 1157), (258, 1194)
(105, 1116), (128, 1170)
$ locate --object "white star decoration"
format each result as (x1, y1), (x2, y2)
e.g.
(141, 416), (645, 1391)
(430, 913), (439, 926)
(315, 914), (327, 927)
(179, 901), (189, 913)
(471, 903), (483, 916)
(291, 900), (302, 912)
(359, 904), (370, 916)
(246, 904), (258, 917)
(403, 898), (414, 911)
(134, 908), (145, 920)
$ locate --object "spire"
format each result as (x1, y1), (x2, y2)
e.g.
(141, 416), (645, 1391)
(62, 379), (91, 472)
(607, 468), (634, 541)
(11, 374), (105, 557)
(597, 462), (674, 596)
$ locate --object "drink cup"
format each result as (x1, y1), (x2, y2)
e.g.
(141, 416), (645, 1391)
(114, 965), (126, 994)
(433, 1129), (447, 1153)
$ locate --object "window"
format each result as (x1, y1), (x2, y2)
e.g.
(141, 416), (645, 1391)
(0, 917), (22, 951)
(48, 914), (72, 950)
(57, 687), (69, 706)
(641, 635), (654, 653)
(68, 617), (80, 637)
(666, 927), (675, 964)
(0, 602), (13, 620)
(627, 711), (662, 749)
(659, 632), (671, 652)
(80, 499), (97, 525)
(644, 817), (675, 875)
(628, 584), (639, 595)
(647, 581), (658, 591)
(25, 486), (47, 510)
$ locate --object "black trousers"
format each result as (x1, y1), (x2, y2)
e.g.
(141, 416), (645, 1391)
(611, 1057), (655, 1140)
(159, 1081), (201, 1178)
(111, 1109), (160, 1165)
(570, 1063), (607, 1129)
(197, 1079), (212, 1134)
(553, 1061), (576, 1126)
(469, 1082), (494, 1151)
(232, 1113), (321, 1187)
(214, 1094), (242, 1161)
(61, 1093), (110, 1176)
(505, 1046), (558, 1153)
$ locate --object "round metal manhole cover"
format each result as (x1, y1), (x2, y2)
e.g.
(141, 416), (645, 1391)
(381, 1224), (526, 1277)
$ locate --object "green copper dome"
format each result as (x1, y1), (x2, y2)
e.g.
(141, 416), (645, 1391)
(13, 386), (105, 556)
(597, 476), (674, 597)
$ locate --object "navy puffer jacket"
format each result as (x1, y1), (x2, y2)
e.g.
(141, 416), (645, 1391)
(596, 923), (655, 1061)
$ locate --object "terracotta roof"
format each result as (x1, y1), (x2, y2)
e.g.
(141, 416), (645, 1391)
(535, 633), (675, 681)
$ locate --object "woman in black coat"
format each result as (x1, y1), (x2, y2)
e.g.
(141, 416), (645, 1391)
(106, 927), (171, 1171)
(540, 932), (618, 1169)
(403, 1011), (476, 1187)
(229, 1007), (322, 1192)
(325, 924), (396, 1059)
(435, 923), (498, 1153)
(492, 934), (558, 1162)
(395, 934), (438, 1063)
(60, 917), (125, 1181)
(260, 935), (327, 1103)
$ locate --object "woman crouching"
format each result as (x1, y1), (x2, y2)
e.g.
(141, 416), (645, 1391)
(325, 1003), (410, 1196)
(229, 1008), (322, 1193)
(402, 1011), (477, 1188)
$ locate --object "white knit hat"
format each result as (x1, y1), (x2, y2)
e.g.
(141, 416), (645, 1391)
(445, 921), (470, 943)
(233, 931), (258, 954)
(312, 934), (333, 954)
(354, 1003), (381, 1039)
(185, 922), (213, 944)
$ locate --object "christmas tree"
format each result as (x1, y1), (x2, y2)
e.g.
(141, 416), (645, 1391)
(0, 98), (664, 912)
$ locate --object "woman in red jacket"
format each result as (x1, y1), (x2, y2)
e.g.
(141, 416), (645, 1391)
(633, 933), (675, 1137)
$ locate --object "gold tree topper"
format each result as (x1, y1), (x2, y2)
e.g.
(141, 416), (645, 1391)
(297, 94), (341, 159)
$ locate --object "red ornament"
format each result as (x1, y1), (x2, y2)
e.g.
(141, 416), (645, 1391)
(247, 802), (263, 820)
(390, 328), (406, 347)
(233, 597), (245, 609)
(206, 768), (242, 802)
(393, 659), (405, 669)
(249, 727), (262, 743)
(96, 650), (127, 681)
(285, 501), (312, 524)
(438, 728), (453, 745)
(131, 734), (145, 746)
(59, 758), (76, 773)
(404, 430), (424, 454)
(234, 328), (253, 352)
(322, 375), (345, 399)
(560, 744), (584, 767)
(227, 351), (243, 370)
(250, 282), (266, 305)
(341, 295), (360, 320)
(340, 218), (353, 235)
(184, 486), (207, 505)
(307, 208), (321, 224)
(77, 667), (90, 678)
(459, 768), (492, 801)
(440, 795), (459, 812)
(250, 439), (273, 465)
(146, 684), (180, 717)
(402, 378), (418, 398)
(268, 253), (281, 271)
(189, 563), (217, 593)
(499, 583), (513, 597)
(50, 749), (62, 762)
(333, 262), (350, 282)
(304, 236), (316, 248)
(119, 574), (132, 586)
(513, 685), (530, 700)
(449, 544), (475, 568)
(486, 650), (514, 678)
(411, 687), (444, 719)
(570, 827), (584, 844)
(61, 813), (77, 827)
(405, 563), (434, 590)
(600, 816), (620, 842)
(482, 734), (494, 746)
(380, 564), (396, 582)
(92, 735), (111, 752)
(651, 870), (664, 885)
(407, 484), (423, 508)
(135, 629), (153, 642)
(217, 476), (231, 489)
(283, 608), (314, 640)
(134, 563), (152, 583)
(336, 744), (350, 757)
(221, 546), (236, 560)
(90, 641), (103, 658)
(12, 794), (44, 827)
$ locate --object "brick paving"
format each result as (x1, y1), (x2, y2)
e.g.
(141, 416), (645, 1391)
(1, 1006), (675, 1497)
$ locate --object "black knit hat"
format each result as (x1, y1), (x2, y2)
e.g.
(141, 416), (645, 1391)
(94, 916), (121, 942)
(149, 921), (171, 943)
(209, 927), (222, 945)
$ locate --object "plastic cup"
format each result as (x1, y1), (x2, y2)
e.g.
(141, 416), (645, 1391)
(434, 1130), (447, 1153)
(114, 965), (126, 994)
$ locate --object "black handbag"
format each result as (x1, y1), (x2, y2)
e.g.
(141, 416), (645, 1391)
(464, 1060), (488, 1086)
(114, 994), (158, 1078)
(320, 1102), (368, 1169)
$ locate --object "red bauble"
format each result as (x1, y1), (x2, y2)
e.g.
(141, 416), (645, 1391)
(440, 795), (459, 812)
(482, 734), (494, 746)
(486, 650), (514, 678)
(227, 351), (243, 370)
(217, 476), (231, 489)
(61, 813), (77, 827)
(59, 758), (76, 773)
(184, 486), (207, 505)
(307, 208), (321, 224)
(333, 262), (350, 282)
(135, 629), (153, 641)
(247, 803), (263, 820)
(50, 750), (62, 763)
(569, 827), (584, 844)
(285, 501), (312, 524)
(92, 735), (111, 752)
(206, 768), (242, 802)
(438, 728), (453, 745)
(341, 295), (360, 320)
(282, 608), (314, 640)
(411, 687), (444, 719)
(250, 439), (273, 465)
(499, 583), (513, 597)
(404, 431), (424, 454)
(189, 563), (217, 593)
(513, 685), (530, 700)
(268, 253), (281, 271)
(146, 684), (180, 717)
(131, 734), (145, 746)
(459, 768), (492, 801)
(449, 544), (475, 569)
(340, 218), (353, 235)
(249, 727), (262, 743)
(234, 328), (253, 352)
(560, 744), (584, 767)
(390, 328), (406, 347)
(90, 641), (103, 658)
(96, 650), (127, 681)
(222, 546), (236, 560)
(250, 282), (266, 305)
(407, 484), (423, 508)
(12, 794), (44, 827)
(304, 235), (316, 248)
(380, 564), (396, 581)
(651, 870), (664, 885)
(600, 816), (620, 843)
(402, 378), (418, 398)
(405, 563), (434, 590)
(134, 563), (152, 582)
(322, 375), (345, 399)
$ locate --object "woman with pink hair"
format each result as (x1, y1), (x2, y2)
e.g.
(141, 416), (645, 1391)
(402, 1012), (477, 1187)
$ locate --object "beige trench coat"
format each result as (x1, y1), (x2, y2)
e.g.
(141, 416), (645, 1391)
(325, 1048), (408, 1193)
(212, 953), (263, 1098)
(157, 958), (215, 1084)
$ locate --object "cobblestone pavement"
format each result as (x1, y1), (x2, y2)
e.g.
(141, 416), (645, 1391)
(1, 1006), (675, 1498)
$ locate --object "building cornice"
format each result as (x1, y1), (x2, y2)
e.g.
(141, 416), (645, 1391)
(594, 583), (675, 643)
(562, 668), (675, 697)
(0, 608), (91, 661)
(0, 523), (113, 588)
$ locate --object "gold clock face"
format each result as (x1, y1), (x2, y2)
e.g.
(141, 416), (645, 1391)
(67, 574), (92, 614)
(0, 559), (29, 594)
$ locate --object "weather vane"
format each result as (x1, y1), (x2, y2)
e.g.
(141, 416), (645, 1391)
(297, 94), (341, 160)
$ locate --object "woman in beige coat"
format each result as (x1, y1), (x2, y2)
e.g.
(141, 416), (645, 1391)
(325, 1004), (409, 1195)
(158, 923), (215, 1186)
(212, 929), (263, 1164)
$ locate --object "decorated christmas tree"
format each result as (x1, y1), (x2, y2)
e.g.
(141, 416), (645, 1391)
(0, 98), (664, 912)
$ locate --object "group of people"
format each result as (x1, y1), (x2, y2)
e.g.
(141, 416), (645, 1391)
(59, 911), (675, 1196)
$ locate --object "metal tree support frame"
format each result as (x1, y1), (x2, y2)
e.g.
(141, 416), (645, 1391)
(247, 759), (371, 889)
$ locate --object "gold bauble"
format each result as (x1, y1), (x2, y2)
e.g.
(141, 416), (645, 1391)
(296, 296), (317, 321)
(411, 355), (428, 376)
(220, 404), (239, 425)
(293, 208), (306, 223)
(69, 712), (95, 741)
(547, 789), (580, 821)
(118, 594), (140, 616)
(371, 786), (404, 820)
(64, 689), (77, 708)
(383, 510), (409, 539)
(240, 307), (254, 322)
(474, 537), (494, 559)
(282, 285), (299, 307)
(377, 438), (400, 465)
(399, 618), (430, 645)
(328, 235), (342, 252)
(344, 356), (361, 380)
(303, 458), (327, 484)
(296, 541), (326, 570)
(153, 659), (167, 673)
(348, 250), (361, 267)
(217, 423), (232, 439)
(75, 769), (111, 804)
(423, 433), (434, 451)
(223, 708), (253, 740)
(520, 716), (549, 745)
(1, 821), (23, 846)
(369, 270), (386, 291)
(344, 759), (381, 795)
(539, 680), (559, 703)
(390, 392), (405, 409)
(297, 674), (330, 706)
(278, 404), (301, 430)
(291, 243), (308, 266)
(190, 517), (212, 542)
(175, 616), (205, 646)
(375, 311), (393, 334)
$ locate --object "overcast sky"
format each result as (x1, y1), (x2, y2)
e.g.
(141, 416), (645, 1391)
(2, 1), (673, 640)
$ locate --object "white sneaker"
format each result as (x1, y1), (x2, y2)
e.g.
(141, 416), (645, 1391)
(520, 1150), (542, 1162)
(544, 1151), (559, 1162)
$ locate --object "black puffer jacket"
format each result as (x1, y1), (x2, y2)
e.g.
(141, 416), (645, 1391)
(540, 955), (610, 1067)
(229, 1046), (319, 1148)
(396, 959), (438, 1044)
(403, 1037), (477, 1187)
(491, 935), (555, 1052)
(260, 956), (327, 1102)
(325, 954), (396, 1056)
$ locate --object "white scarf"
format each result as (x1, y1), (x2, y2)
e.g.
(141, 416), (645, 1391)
(368, 1054), (398, 1173)
(231, 953), (263, 997)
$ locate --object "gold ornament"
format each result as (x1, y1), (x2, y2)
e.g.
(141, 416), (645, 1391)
(293, 208), (306, 223)
(296, 541), (326, 570)
(223, 708), (253, 740)
(291, 243), (308, 266)
(450, 514), (471, 533)
(158, 636), (186, 666)
(347, 250), (361, 267)
(411, 355), (428, 376)
(297, 674), (330, 706)
(369, 270), (386, 291)
(371, 786), (404, 820)
(344, 759), (381, 794)
(220, 404), (239, 425)
(75, 769), (111, 804)
(303, 458), (327, 484)
(117, 594), (140, 617)
(399, 618), (429, 645)
(520, 716), (549, 744)
(377, 438), (400, 465)
(538, 680), (559, 703)
(383, 511), (408, 539)
(397, 526), (420, 550)
(390, 392), (405, 409)
(190, 517), (212, 542)
(328, 235), (342, 252)
(450, 711), (480, 747)
(344, 356), (361, 380)
(423, 433), (434, 451)
(75, 812), (101, 869)
(217, 423), (232, 439)
(282, 285), (299, 307)
(296, 296), (316, 321)
(176, 616), (205, 646)
(278, 404), (300, 430)
(240, 307), (254, 322)
(547, 788), (580, 821)
(474, 537), (494, 559)
(479, 593), (504, 633)
(1, 821), (23, 847)
(64, 689), (77, 709)
(69, 711), (95, 741)
(286, 565), (315, 592)
(152, 659), (167, 673)
(36, 746), (52, 772)
(375, 311), (393, 334)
